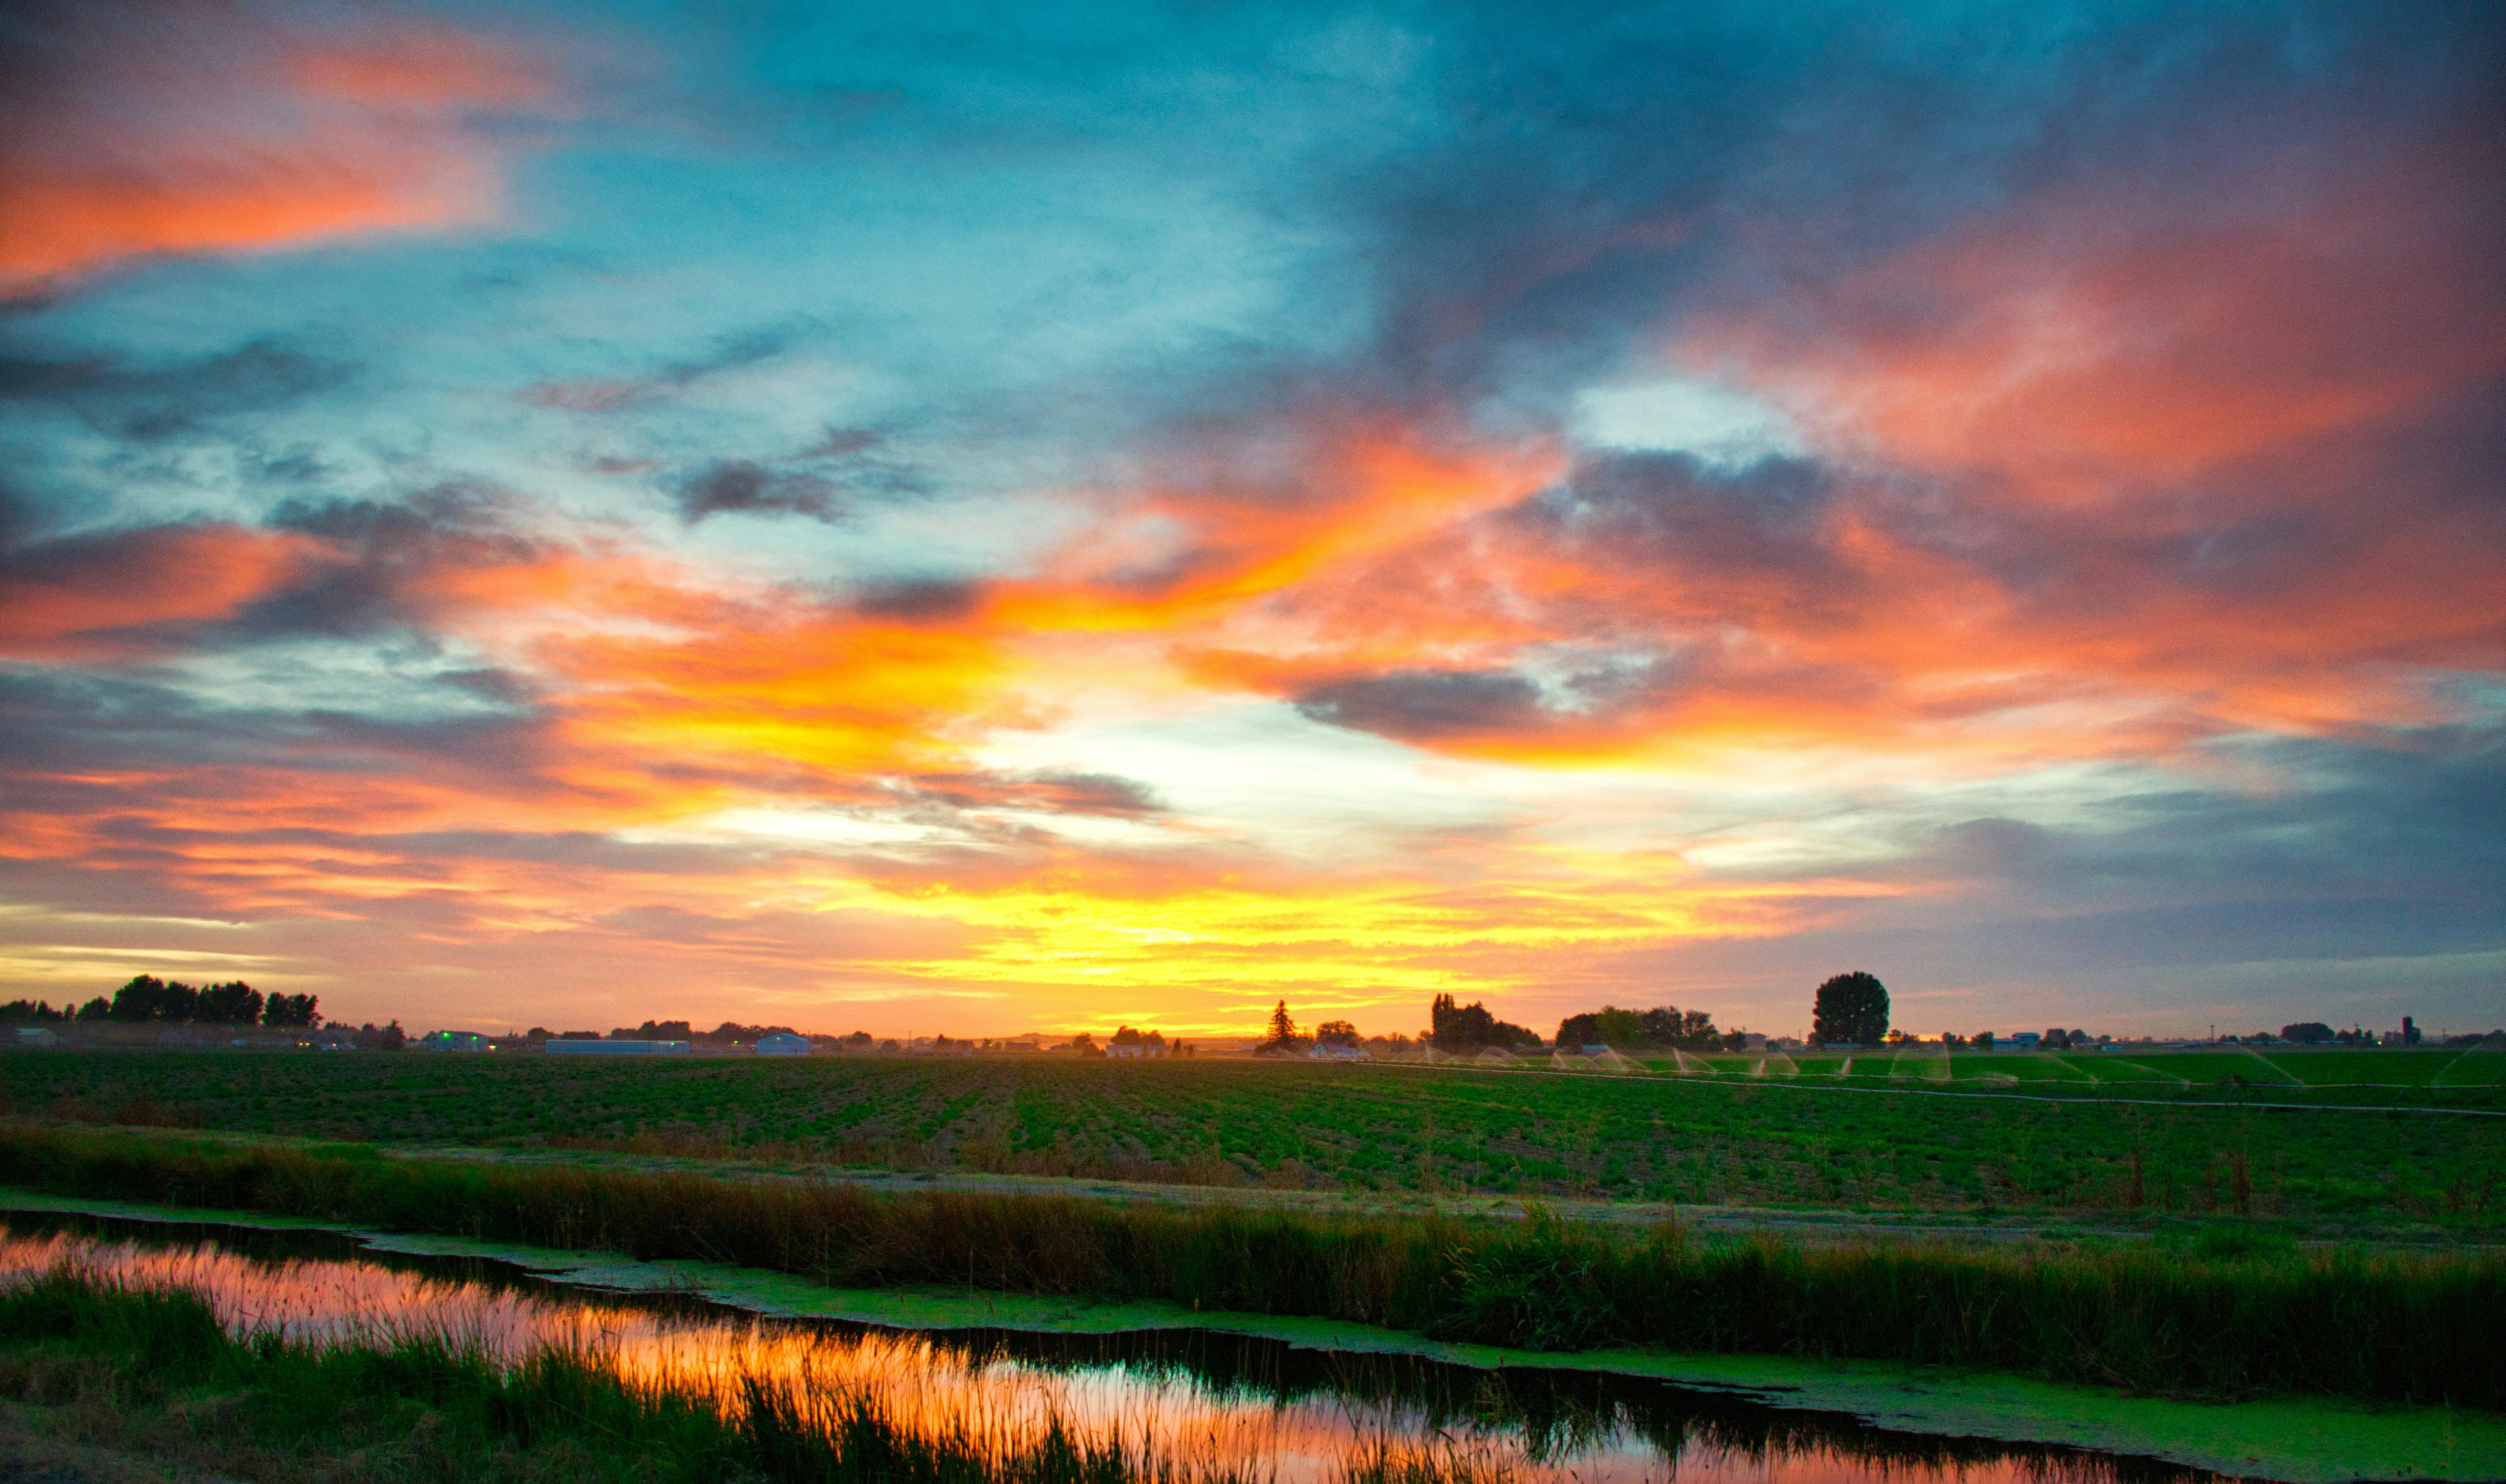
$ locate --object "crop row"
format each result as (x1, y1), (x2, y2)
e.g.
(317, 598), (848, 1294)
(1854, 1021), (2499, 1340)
(2, 1053), (2497, 1221)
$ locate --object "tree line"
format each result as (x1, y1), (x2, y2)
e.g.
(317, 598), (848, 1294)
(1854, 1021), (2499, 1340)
(0, 977), (317, 1028)
(1554, 1005), (1725, 1051)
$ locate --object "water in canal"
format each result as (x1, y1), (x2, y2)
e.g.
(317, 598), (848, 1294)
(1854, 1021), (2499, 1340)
(0, 1212), (2204, 1484)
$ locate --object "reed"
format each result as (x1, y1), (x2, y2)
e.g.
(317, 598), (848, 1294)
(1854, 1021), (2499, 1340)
(0, 1122), (2496, 1408)
(0, 1266), (1257, 1483)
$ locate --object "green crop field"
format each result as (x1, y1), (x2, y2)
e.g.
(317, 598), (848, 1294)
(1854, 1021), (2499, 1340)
(3, 1048), (2498, 1224)
(1641, 1045), (2506, 1099)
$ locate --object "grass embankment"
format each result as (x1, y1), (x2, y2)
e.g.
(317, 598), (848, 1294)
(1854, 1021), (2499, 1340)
(0, 1268), (1173, 1484)
(6, 1050), (2500, 1216)
(0, 1123), (2496, 1411)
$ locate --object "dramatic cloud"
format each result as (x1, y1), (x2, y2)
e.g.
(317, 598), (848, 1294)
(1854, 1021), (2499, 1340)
(0, 5), (570, 297)
(676, 461), (844, 523)
(0, 3), (2496, 1037)
(0, 519), (327, 661)
(0, 338), (355, 441)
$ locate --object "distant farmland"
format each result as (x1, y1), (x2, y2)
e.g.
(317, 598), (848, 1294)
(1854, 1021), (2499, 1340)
(2, 1046), (2497, 1221)
(1634, 1044), (2506, 1100)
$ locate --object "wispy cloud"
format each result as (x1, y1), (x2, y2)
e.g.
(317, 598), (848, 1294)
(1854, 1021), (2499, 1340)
(0, 8), (576, 299)
(0, 1), (2495, 1036)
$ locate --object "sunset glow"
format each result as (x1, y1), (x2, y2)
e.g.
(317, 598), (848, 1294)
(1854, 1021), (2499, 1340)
(1, 3), (2498, 1040)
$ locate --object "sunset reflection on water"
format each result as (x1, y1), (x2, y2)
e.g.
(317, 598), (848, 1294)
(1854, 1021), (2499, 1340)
(0, 1223), (2164, 1484)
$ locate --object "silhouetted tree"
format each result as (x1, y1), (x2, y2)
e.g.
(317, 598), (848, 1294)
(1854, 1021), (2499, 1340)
(261, 993), (320, 1028)
(1429, 994), (1539, 1051)
(1555, 1004), (1720, 1051)
(1258, 1001), (1310, 1054)
(1811, 972), (1889, 1046)
(195, 981), (263, 1025)
(1314, 1019), (1358, 1046)
(108, 975), (203, 1023)
(2280, 1021), (2335, 1044)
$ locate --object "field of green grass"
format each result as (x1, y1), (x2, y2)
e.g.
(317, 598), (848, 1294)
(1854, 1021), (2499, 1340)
(3, 1049), (2497, 1223)
(1641, 1045), (2506, 1100)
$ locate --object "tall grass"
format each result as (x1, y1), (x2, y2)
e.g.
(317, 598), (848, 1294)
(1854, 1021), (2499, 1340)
(0, 1121), (2497, 1408)
(0, 1266), (1235, 1484)
(0, 1265), (2210, 1484)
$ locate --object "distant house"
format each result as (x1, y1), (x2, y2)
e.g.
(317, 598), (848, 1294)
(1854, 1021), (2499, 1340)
(545, 1038), (690, 1055)
(1734, 1032), (1768, 1050)
(1000, 1035), (1042, 1052)
(1106, 1025), (1170, 1059)
(1309, 1042), (1367, 1060)
(754, 1032), (810, 1056)
(13, 1028), (61, 1048)
(418, 1031), (494, 1053)
(2009, 1031), (2042, 1049)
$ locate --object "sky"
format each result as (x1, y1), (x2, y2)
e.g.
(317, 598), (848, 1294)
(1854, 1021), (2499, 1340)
(0, 0), (2500, 1042)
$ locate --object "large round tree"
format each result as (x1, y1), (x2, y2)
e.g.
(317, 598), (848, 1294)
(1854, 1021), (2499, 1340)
(1811, 971), (1889, 1046)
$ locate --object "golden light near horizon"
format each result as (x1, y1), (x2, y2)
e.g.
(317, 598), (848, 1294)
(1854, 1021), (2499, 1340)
(0, 1), (2496, 1042)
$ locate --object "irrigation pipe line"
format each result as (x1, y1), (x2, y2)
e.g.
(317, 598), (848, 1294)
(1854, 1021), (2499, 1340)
(1362, 1059), (2506, 1115)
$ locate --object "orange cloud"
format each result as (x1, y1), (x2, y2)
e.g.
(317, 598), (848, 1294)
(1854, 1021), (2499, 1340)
(284, 29), (563, 110)
(0, 524), (327, 660)
(1136, 144), (2506, 770)
(1681, 145), (2506, 500)
(0, 22), (566, 296)
(2, 149), (2495, 1029)
(989, 427), (1564, 634)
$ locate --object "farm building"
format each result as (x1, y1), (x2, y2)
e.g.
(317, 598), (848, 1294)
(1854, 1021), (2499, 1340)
(545, 1038), (691, 1055)
(754, 1032), (810, 1056)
